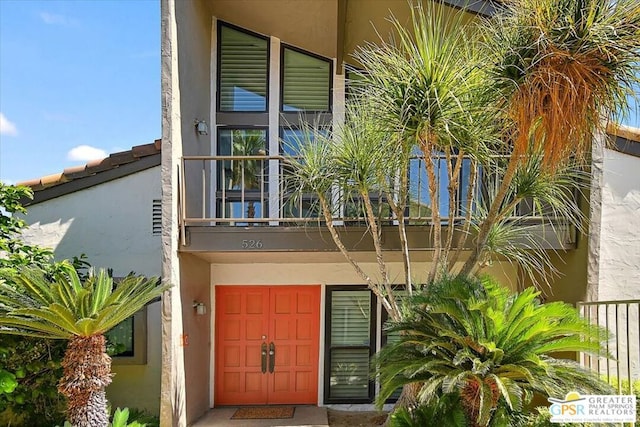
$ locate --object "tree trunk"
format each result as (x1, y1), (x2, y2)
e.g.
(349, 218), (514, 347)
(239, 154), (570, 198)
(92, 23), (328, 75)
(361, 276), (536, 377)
(58, 335), (112, 427)
(393, 382), (420, 410)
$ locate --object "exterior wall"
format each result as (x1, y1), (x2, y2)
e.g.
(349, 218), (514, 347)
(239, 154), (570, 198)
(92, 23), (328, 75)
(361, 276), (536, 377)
(179, 254), (211, 424)
(20, 166), (162, 414)
(208, 255), (517, 405)
(597, 148), (640, 300)
(587, 146), (640, 381)
(205, 0), (338, 59)
(175, 0), (213, 218)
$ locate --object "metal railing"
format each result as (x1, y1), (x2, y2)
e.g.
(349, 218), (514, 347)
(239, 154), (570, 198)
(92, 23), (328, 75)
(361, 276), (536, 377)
(179, 154), (574, 227)
(578, 299), (640, 395)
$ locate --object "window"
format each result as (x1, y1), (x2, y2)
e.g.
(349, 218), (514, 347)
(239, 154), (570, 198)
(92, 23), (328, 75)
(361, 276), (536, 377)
(345, 65), (367, 100)
(106, 308), (147, 365)
(217, 128), (268, 221)
(282, 47), (332, 112)
(408, 148), (477, 220)
(218, 24), (269, 112)
(325, 287), (376, 403)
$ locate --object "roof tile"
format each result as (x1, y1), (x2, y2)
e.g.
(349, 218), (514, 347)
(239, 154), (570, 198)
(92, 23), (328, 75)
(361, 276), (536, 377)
(17, 139), (161, 191)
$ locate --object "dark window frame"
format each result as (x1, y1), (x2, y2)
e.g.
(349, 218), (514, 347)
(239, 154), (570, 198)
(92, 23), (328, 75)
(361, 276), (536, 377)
(216, 21), (270, 114)
(216, 126), (270, 221)
(280, 43), (333, 114)
(107, 306), (148, 365)
(324, 285), (377, 404)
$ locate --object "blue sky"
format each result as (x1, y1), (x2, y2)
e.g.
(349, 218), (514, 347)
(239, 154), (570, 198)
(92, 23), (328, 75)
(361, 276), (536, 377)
(0, 0), (160, 184)
(0, 0), (638, 184)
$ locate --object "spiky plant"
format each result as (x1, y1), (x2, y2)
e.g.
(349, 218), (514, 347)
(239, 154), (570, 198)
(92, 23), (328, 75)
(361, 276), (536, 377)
(461, 0), (640, 275)
(486, 0), (640, 165)
(375, 275), (612, 426)
(353, 0), (495, 283)
(0, 264), (169, 427)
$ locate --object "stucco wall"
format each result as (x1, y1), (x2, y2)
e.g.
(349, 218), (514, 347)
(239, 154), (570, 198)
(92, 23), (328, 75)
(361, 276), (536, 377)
(21, 166), (162, 414)
(206, 0), (338, 59)
(176, 0), (212, 219)
(597, 148), (640, 300)
(588, 146), (640, 381)
(178, 254), (211, 424)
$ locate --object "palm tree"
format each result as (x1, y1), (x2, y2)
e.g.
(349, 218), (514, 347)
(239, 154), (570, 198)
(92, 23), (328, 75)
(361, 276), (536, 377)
(230, 130), (266, 219)
(460, 0), (640, 275)
(0, 264), (169, 427)
(375, 276), (613, 426)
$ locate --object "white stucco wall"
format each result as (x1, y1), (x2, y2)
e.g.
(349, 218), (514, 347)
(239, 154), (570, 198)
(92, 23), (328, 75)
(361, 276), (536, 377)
(590, 147), (640, 382)
(598, 148), (640, 300)
(20, 166), (163, 414)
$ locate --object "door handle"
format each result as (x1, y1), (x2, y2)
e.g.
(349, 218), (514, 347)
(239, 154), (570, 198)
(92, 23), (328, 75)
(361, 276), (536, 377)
(261, 342), (267, 374)
(268, 342), (275, 373)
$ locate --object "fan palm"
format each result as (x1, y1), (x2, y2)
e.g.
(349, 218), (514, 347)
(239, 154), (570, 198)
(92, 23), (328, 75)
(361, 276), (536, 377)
(375, 275), (612, 426)
(0, 264), (169, 427)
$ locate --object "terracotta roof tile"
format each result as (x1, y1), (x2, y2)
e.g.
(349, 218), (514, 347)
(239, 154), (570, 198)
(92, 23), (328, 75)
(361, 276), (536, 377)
(62, 164), (88, 176)
(17, 139), (161, 191)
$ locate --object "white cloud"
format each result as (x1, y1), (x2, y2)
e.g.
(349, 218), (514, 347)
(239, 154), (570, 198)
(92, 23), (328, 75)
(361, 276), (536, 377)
(67, 145), (107, 161)
(0, 113), (18, 136)
(39, 12), (77, 26)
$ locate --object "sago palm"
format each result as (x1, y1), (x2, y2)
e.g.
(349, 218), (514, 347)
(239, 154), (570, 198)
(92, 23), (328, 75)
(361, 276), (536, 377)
(0, 264), (169, 427)
(375, 275), (612, 426)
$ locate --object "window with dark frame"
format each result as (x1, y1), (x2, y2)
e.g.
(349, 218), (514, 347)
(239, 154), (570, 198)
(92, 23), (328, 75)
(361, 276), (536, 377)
(218, 23), (269, 112)
(105, 308), (147, 365)
(324, 286), (376, 403)
(216, 128), (269, 222)
(281, 46), (332, 113)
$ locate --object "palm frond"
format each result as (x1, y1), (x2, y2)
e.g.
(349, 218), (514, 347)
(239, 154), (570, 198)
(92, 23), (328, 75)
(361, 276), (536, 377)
(0, 266), (170, 339)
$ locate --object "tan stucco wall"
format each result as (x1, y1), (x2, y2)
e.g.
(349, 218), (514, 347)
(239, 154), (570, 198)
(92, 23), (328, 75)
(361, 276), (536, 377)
(176, 0), (213, 219)
(343, 0), (476, 66)
(205, 0), (338, 58)
(209, 256), (517, 289)
(521, 192), (590, 305)
(180, 254), (211, 424)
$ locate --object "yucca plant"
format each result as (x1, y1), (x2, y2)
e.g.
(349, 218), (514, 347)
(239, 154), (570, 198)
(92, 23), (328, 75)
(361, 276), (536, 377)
(461, 0), (640, 275)
(375, 275), (613, 426)
(0, 264), (169, 427)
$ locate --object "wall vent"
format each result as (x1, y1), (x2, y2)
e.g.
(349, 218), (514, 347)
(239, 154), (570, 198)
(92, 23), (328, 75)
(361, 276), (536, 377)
(152, 199), (162, 235)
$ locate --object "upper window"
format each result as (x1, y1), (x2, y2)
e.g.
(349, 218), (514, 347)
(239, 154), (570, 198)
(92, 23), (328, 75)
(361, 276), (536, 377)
(218, 24), (269, 112)
(282, 47), (331, 112)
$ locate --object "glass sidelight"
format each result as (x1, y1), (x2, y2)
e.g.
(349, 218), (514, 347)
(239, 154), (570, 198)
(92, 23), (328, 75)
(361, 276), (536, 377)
(325, 287), (376, 402)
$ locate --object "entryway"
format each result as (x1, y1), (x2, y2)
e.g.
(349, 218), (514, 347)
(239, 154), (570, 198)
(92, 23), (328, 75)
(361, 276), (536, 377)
(214, 285), (321, 405)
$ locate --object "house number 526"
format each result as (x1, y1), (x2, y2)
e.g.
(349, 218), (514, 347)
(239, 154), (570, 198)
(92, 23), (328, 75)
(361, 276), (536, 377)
(241, 239), (263, 249)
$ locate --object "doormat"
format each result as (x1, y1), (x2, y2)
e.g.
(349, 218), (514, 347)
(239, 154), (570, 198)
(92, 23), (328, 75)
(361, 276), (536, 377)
(231, 406), (295, 419)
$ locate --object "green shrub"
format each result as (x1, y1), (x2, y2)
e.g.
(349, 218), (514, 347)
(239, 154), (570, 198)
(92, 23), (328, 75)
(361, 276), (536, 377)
(376, 275), (613, 426)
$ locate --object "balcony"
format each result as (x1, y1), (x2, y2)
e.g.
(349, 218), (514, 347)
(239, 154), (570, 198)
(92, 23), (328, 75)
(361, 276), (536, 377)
(178, 154), (577, 253)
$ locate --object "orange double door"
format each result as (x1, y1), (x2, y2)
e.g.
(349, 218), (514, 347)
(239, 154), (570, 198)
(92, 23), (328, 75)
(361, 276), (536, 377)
(215, 285), (321, 405)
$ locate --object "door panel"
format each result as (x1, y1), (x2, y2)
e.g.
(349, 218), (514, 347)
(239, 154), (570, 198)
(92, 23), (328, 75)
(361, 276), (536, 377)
(215, 285), (320, 405)
(215, 287), (269, 405)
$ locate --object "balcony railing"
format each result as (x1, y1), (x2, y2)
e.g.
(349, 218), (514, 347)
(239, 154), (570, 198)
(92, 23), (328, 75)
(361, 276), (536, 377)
(179, 154), (574, 228)
(578, 299), (640, 394)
